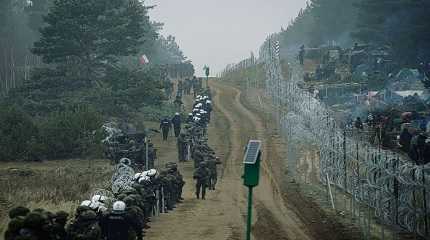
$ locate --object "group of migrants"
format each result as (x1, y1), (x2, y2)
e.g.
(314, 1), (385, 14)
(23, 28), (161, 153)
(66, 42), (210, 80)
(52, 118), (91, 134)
(352, 111), (430, 165)
(5, 157), (185, 240)
(298, 43), (430, 166)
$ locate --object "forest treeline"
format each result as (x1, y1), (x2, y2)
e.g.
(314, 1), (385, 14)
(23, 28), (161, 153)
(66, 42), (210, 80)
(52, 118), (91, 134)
(0, 0), (194, 161)
(282, 0), (430, 66)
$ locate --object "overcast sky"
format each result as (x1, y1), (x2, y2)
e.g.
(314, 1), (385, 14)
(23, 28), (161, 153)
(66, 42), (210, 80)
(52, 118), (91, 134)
(146, 0), (307, 76)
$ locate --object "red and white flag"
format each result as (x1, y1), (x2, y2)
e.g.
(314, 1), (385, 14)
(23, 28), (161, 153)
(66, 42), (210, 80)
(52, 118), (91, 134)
(140, 54), (149, 65)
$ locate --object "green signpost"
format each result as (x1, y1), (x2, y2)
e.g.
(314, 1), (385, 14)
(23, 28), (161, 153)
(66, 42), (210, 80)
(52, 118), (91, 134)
(242, 140), (262, 240)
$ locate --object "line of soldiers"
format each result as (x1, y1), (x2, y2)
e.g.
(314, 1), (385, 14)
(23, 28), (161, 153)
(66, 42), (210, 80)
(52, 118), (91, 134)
(177, 76), (202, 97)
(177, 91), (221, 200)
(4, 159), (184, 240)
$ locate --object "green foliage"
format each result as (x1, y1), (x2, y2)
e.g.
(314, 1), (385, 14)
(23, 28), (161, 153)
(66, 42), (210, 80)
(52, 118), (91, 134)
(166, 61), (195, 78)
(0, 104), (103, 161)
(1, 0), (193, 163)
(353, 0), (430, 65)
(281, 0), (430, 66)
(149, 35), (186, 64)
(0, 105), (38, 161)
(140, 104), (177, 122)
(281, 0), (359, 48)
(37, 105), (103, 159)
(32, 0), (154, 83)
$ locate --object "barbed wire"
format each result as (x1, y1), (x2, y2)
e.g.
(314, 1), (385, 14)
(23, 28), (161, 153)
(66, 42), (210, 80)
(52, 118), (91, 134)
(257, 35), (430, 238)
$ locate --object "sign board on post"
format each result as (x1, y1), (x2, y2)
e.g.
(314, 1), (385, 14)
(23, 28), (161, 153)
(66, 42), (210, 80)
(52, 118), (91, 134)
(242, 140), (262, 240)
(243, 140), (262, 187)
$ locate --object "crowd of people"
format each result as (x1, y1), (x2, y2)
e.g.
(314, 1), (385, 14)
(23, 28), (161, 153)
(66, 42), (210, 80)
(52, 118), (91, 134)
(162, 86), (220, 199)
(164, 76), (203, 105)
(4, 81), (221, 240)
(185, 92), (221, 198)
(5, 157), (185, 240)
(177, 76), (203, 98)
(352, 111), (430, 165)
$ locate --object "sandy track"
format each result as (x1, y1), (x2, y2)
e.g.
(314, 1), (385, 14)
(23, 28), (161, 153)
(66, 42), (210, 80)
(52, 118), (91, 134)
(146, 81), (315, 240)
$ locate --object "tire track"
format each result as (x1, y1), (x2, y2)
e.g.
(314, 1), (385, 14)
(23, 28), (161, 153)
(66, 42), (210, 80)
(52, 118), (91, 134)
(210, 81), (314, 240)
(147, 81), (315, 240)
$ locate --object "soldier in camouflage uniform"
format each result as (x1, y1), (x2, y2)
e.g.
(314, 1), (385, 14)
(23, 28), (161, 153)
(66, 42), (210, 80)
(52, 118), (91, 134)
(137, 178), (156, 226)
(193, 162), (210, 199)
(206, 157), (222, 190)
(51, 211), (69, 240)
(67, 207), (102, 240)
(177, 133), (188, 162)
(166, 163), (185, 203)
(4, 206), (30, 240)
(123, 196), (144, 240)
(157, 170), (174, 211)
(192, 148), (205, 168)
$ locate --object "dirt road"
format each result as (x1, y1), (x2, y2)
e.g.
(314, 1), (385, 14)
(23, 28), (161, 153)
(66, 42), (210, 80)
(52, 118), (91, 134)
(145, 81), (318, 240)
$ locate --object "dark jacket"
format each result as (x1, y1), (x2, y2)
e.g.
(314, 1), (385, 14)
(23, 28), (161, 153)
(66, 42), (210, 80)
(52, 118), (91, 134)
(101, 212), (133, 240)
(160, 119), (171, 130)
(171, 115), (181, 128)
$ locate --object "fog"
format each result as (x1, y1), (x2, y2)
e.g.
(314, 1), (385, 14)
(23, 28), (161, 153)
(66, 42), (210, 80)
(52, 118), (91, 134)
(146, 0), (307, 76)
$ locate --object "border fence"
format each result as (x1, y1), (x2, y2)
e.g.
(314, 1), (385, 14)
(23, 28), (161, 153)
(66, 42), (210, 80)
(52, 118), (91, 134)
(219, 52), (257, 78)
(232, 35), (430, 239)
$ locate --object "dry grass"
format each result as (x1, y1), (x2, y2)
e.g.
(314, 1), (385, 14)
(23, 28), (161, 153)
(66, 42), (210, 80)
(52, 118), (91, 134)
(0, 159), (113, 237)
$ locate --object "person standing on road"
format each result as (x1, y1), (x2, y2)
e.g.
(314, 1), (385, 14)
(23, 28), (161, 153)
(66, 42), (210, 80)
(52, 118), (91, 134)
(299, 45), (305, 65)
(191, 76), (198, 97)
(206, 157), (222, 190)
(193, 162), (210, 199)
(160, 117), (172, 141)
(174, 95), (183, 112)
(177, 133), (187, 162)
(171, 113), (182, 137)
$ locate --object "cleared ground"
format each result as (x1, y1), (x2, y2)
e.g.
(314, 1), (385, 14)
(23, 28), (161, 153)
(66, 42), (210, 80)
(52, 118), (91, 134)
(0, 159), (113, 238)
(145, 80), (351, 240)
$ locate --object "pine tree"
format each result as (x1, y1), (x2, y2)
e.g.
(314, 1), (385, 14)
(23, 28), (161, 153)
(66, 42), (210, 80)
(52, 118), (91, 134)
(32, 0), (153, 84)
(353, 0), (430, 65)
